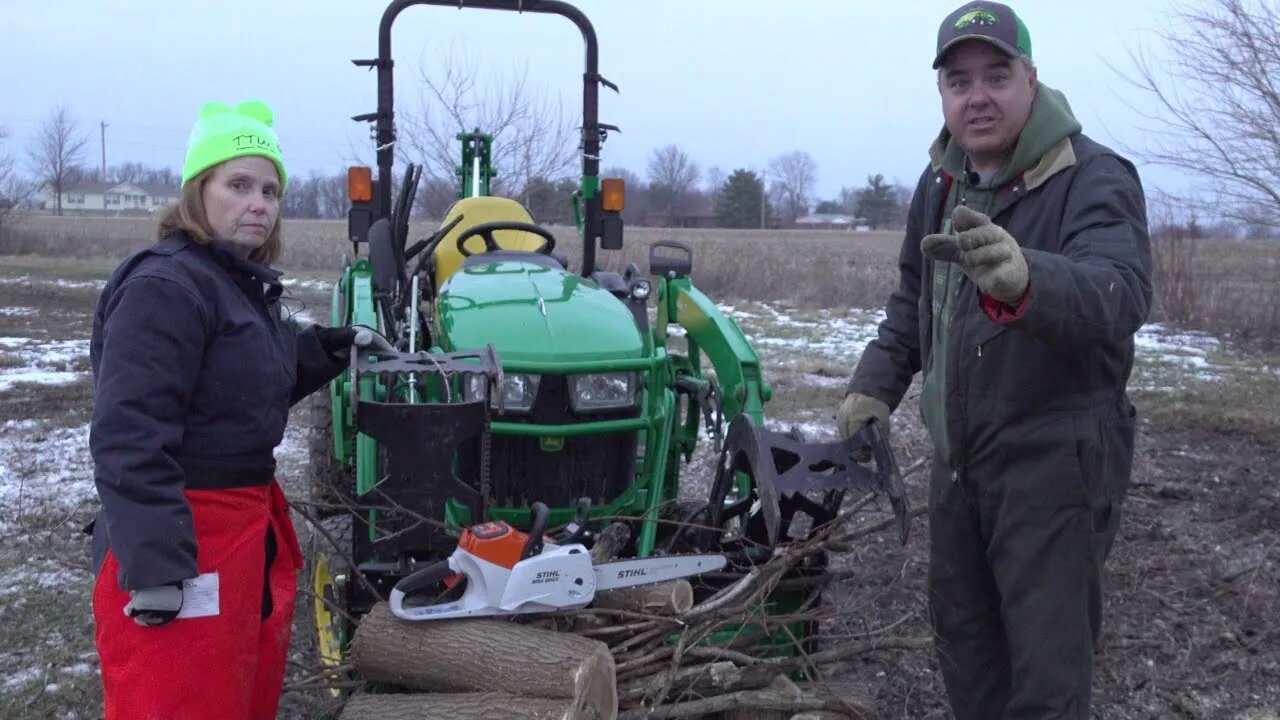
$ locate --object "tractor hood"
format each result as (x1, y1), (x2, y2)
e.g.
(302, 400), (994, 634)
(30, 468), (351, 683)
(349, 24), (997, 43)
(437, 259), (643, 363)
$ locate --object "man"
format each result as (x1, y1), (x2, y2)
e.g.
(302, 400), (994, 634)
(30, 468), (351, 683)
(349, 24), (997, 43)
(837, 2), (1152, 718)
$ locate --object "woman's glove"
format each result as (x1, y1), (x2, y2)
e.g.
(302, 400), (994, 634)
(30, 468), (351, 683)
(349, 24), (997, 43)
(123, 583), (184, 627)
(315, 326), (358, 361)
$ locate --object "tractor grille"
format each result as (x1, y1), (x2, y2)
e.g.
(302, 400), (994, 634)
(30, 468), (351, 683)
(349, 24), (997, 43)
(487, 433), (637, 508)
(460, 374), (640, 508)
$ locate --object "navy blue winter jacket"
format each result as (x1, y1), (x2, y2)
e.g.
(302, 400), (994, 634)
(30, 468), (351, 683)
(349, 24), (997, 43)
(87, 232), (344, 590)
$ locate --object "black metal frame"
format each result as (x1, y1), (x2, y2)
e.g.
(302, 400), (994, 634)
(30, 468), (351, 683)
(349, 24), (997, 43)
(351, 0), (614, 276)
(706, 415), (911, 552)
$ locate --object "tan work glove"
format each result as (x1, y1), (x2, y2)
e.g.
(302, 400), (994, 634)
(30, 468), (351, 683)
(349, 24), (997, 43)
(921, 205), (1029, 305)
(836, 392), (891, 440)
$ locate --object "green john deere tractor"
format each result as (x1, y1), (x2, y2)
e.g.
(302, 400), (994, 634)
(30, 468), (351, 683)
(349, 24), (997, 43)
(307, 0), (909, 690)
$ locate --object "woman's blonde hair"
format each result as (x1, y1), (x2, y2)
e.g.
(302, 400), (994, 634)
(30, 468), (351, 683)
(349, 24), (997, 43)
(155, 164), (283, 265)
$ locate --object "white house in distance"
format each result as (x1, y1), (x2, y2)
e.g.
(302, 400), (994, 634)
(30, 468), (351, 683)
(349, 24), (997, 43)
(793, 213), (872, 232)
(37, 180), (179, 215)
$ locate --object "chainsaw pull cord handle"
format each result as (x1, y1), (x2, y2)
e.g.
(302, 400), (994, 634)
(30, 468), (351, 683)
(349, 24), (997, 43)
(521, 501), (550, 560)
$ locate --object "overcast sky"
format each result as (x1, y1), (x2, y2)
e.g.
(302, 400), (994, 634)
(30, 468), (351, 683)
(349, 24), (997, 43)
(2, 0), (1200, 201)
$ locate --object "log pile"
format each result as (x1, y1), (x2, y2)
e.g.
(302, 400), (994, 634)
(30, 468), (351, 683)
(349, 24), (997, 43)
(341, 602), (617, 720)
(330, 479), (928, 720)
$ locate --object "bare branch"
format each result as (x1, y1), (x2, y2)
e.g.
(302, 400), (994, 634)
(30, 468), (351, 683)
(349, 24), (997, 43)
(1109, 0), (1280, 229)
(397, 43), (578, 216)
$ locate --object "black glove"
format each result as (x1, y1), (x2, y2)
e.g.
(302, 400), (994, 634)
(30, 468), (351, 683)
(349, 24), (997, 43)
(315, 325), (358, 362)
(123, 583), (184, 627)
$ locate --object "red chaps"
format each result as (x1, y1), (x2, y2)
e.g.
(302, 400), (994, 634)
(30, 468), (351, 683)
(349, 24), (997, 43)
(93, 481), (302, 720)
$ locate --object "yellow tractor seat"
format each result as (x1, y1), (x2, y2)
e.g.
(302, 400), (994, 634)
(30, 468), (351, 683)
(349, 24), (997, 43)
(432, 196), (547, 289)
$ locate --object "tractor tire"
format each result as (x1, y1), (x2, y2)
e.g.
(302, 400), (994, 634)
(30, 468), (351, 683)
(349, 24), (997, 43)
(306, 514), (354, 699)
(308, 389), (353, 518)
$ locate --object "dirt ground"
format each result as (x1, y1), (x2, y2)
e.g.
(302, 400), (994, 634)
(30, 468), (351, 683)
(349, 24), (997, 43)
(0, 254), (1277, 719)
(829, 406), (1280, 720)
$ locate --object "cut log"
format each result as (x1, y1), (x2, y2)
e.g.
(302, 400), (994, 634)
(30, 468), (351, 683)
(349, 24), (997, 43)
(338, 691), (580, 720)
(350, 602), (617, 719)
(593, 580), (693, 615)
(590, 521), (632, 563)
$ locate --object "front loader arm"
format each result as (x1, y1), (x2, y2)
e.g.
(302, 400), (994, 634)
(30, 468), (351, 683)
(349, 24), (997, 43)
(330, 259), (386, 503)
(656, 277), (771, 425)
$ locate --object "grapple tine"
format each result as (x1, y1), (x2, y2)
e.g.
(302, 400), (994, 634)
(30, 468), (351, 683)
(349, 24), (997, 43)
(857, 419), (911, 545)
(711, 415), (782, 547)
(717, 414), (911, 548)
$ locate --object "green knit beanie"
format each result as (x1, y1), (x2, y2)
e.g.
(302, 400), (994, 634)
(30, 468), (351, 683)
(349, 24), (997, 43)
(181, 99), (288, 194)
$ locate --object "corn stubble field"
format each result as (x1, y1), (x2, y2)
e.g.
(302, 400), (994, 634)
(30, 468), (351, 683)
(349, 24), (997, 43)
(0, 214), (1277, 719)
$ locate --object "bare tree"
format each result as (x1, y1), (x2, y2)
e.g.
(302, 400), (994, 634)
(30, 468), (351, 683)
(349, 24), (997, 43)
(281, 172), (353, 220)
(647, 145), (700, 225)
(1112, 0), (1280, 232)
(29, 105), (88, 217)
(767, 150), (817, 223)
(1, 126), (31, 228)
(316, 174), (349, 219)
(415, 176), (461, 221)
(398, 46), (579, 204)
(110, 161), (147, 184)
(704, 165), (726, 202)
(108, 162), (179, 188)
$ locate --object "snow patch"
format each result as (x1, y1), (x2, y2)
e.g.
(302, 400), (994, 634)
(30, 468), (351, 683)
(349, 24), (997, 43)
(0, 336), (91, 391)
(0, 424), (95, 535)
(282, 278), (333, 292)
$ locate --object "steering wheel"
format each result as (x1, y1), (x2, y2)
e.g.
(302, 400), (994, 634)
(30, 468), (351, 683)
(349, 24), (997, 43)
(455, 221), (557, 257)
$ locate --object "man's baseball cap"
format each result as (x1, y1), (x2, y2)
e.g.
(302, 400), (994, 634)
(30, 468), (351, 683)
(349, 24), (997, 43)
(932, 2), (1032, 69)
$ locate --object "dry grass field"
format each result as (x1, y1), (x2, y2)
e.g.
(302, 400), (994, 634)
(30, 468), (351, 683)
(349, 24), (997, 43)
(0, 214), (913, 310)
(0, 213), (1277, 719)
(4, 213), (1276, 345)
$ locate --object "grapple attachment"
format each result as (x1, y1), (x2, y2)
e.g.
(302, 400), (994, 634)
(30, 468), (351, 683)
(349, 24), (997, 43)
(707, 414), (910, 550)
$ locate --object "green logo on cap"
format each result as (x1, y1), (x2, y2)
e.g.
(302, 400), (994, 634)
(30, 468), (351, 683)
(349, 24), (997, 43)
(955, 8), (999, 28)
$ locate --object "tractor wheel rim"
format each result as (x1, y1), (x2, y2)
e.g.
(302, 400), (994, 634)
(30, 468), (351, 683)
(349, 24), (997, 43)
(312, 553), (346, 696)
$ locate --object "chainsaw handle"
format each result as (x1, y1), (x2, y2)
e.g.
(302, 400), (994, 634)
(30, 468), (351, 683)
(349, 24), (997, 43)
(392, 560), (455, 599)
(521, 502), (551, 560)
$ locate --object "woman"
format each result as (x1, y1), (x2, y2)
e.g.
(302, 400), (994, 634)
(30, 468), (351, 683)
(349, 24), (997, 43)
(87, 99), (357, 719)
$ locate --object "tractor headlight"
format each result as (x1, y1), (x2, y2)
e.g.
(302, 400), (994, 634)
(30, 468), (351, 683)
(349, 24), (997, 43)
(463, 372), (540, 413)
(568, 372), (638, 411)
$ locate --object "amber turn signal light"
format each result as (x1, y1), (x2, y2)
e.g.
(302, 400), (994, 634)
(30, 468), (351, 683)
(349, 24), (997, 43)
(601, 178), (625, 212)
(348, 166), (373, 203)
